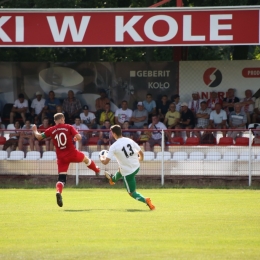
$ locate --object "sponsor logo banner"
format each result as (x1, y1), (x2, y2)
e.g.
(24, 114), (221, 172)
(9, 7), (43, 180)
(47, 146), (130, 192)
(0, 7), (259, 46)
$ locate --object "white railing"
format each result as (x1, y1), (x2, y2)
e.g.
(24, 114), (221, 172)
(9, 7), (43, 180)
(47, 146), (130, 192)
(1, 128), (260, 187)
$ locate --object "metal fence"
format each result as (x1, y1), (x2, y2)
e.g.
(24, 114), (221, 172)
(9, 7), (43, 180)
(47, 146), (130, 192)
(0, 128), (260, 186)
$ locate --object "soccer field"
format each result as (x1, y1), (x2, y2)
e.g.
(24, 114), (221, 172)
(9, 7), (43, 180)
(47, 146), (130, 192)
(0, 188), (260, 260)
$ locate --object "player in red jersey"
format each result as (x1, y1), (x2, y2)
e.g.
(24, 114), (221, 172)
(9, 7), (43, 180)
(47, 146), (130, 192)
(32, 113), (100, 207)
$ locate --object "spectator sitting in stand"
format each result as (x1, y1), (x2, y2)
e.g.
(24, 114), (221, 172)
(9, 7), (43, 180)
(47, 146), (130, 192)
(208, 103), (228, 137)
(223, 88), (240, 118)
(80, 105), (97, 129)
(193, 101), (211, 140)
(62, 90), (82, 124)
(207, 91), (223, 110)
(136, 123), (151, 144)
(72, 117), (89, 151)
(97, 120), (115, 150)
(143, 114), (167, 151)
(143, 93), (157, 124)
(18, 119), (34, 151)
(95, 89), (110, 125)
(172, 94), (181, 112)
(188, 91), (204, 116)
(227, 103), (247, 140)
(34, 117), (54, 152)
(10, 93), (30, 124)
(115, 100), (133, 127)
(164, 103), (180, 141)
(240, 89), (255, 125)
(130, 101), (148, 129)
(99, 103), (114, 126)
(31, 91), (45, 125)
(157, 95), (171, 122)
(122, 121), (134, 140)
(175, 102), (196, 138)
(2, 121), (20, 151)
(42, 90), (60, 124)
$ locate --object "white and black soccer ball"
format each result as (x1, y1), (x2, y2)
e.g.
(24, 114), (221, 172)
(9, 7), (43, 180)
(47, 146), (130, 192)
(99, 150), (109, 159)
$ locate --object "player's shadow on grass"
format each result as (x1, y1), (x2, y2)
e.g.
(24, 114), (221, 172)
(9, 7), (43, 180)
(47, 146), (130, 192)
(64, 209), (147, 212)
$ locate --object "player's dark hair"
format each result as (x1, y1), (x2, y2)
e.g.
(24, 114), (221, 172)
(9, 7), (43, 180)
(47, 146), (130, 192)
(54, 113), (65, 121)
(110, 125), (122, 137)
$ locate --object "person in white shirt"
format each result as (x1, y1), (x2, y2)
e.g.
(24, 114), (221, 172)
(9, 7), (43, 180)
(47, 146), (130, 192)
(31, 91), (46, 125)
(100, 124), (155, 210)
(188, 91), (204, 115)
(10, 93), (29, 124)
(144, 114), (167, 151)
(72, 117), (89, 151)
(115, 100), (133, 127)
(80, 105), (96, 129)
(2, 121), (21, 151)
(208, 103), (228, 137)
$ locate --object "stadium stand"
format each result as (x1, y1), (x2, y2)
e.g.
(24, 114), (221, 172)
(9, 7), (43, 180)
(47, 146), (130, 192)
(40, 151), (56, 160)
(218, 137), (234, 145)
(185, 137), (200, 145)
(24, 151), (41, 160)
(7, 151), (24, 160)
(235, 137), (250, 146)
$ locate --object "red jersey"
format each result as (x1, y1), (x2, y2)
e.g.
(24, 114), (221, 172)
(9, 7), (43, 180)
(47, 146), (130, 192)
(44, 123), (78, 158)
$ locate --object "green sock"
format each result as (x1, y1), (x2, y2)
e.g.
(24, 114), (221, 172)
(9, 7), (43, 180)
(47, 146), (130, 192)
(112, 171), (122, 182)
(131, 191), (146, 203)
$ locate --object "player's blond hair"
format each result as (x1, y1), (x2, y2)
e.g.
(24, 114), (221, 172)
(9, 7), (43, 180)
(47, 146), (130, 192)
(54, 113), (65, 121)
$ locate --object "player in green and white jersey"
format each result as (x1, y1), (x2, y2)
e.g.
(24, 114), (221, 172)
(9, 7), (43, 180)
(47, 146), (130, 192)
(100, 125), (155, 210)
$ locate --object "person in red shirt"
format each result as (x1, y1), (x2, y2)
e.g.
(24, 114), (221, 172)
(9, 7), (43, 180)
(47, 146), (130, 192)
(32, 113), (100, 207)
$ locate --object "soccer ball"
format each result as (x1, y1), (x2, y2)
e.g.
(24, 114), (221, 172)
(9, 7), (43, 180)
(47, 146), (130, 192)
(99, 150), (109, 159)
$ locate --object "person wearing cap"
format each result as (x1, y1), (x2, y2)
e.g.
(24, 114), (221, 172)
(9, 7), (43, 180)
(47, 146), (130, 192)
(62, 90), (82, 124)
(31, 91), (46, 125)
(10, 93), (30, 124)
(80, 105), (97, 129)
(172, 94), (181, 112)
(175, 102), (196, 138)
(115, 100), (133, 127)
(130, 101), (148, 129)
(188, 92), (204, 115)
(157, 95), (171, 122)
(99, 103), (115, 126)
(207, 91), (223, 111)
(42, 91), (61, 124)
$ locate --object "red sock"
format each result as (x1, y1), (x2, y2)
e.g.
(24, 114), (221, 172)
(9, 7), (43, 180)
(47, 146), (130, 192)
(87, 160), (100, 173)
(56, 182), (64, 194)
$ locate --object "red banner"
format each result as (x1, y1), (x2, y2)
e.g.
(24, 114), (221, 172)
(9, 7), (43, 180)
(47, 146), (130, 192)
(0, 7), (259, 46)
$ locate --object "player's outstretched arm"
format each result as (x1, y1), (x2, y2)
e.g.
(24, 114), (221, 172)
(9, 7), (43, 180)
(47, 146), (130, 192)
(32, 124), (44, 141)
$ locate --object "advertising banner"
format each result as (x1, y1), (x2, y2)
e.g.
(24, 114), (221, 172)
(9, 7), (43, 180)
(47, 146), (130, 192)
(179, 60), (260, 102)
(0, 62), (178, 112)
(0, 7), (259, 46)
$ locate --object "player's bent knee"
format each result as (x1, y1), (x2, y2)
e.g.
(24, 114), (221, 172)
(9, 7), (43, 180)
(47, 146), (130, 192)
(58, 174), (67, 185)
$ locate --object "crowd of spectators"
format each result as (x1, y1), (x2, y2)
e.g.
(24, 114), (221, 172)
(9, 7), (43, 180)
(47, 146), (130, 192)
(1, 87), (260, 153)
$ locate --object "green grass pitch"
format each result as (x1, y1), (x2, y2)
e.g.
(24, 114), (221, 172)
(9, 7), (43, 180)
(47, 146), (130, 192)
(0, 188), (260, 260)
